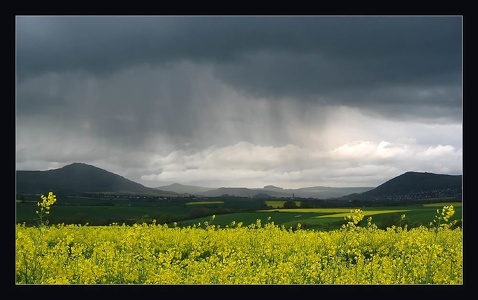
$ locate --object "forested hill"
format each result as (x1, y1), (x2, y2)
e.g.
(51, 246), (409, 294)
(340, 171), (462, 202)
(16, 163), (176, 196)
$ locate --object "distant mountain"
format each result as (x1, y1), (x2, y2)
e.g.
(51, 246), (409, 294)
(157, 184), (375, 199)
(296, 186), (376, 199)
(154, 171), (462, 201)
(17, 164), (462, 202)
(199, 187), (261, 197)
(16, 163), (177, 196)
(340, 171), (462, 202)
(263, 185), (284, 191)
(155, 183), (214, 195)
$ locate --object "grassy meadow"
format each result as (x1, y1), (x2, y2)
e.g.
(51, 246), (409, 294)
(16, 195), (462, 231)
(178, 201), (462, 231)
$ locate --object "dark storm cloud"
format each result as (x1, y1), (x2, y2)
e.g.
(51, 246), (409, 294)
(210, 17), (462, 121)
(16, 16), (293, 79)
(16, 16), (462, 123)
(17, 16), (461, 82)
(15, 16), (463, 187)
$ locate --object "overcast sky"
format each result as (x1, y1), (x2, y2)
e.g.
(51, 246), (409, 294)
(15, 15), (463, 189)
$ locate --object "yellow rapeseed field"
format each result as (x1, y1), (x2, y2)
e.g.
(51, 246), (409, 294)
(15, 193), (462, 285)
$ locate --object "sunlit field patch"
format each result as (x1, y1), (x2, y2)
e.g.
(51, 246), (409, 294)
(315, 210), (410, 219)
(265, 200), (301, 208)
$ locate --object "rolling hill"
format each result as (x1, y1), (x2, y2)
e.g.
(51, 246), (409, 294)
(16, 163), (462, 203)
(16, 163), (177, 196)
(156, 183), (374, 199)
(155, 183), (214, 195)
(176, 172), (462, 201)
(340, 171), (462, 202)
(191, 185), (374, 199)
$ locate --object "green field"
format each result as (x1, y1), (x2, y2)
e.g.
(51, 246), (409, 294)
(16, 194), (462, 231)
(174, 202), (462, 231)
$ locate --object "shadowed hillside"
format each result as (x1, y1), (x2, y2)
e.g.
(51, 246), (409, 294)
(16, 164), (462, 203)
(341, 171), (462, 202)
(16, 163), (177, 196)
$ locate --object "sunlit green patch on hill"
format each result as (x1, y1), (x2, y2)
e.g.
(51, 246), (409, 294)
(314, 209), (410, 219)
(185, 201), (224, 205)
(264, 200), (301, 208)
